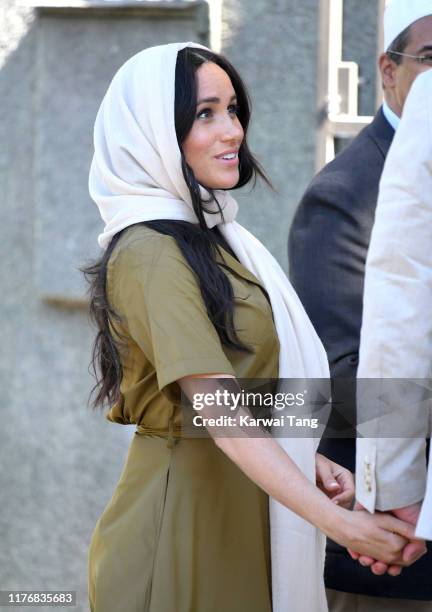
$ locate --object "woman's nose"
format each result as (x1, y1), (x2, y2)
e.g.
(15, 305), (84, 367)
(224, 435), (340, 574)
(220, 116), (243, 142)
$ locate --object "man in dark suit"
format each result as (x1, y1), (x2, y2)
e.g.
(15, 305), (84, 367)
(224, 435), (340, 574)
(289, 3), (432, 610)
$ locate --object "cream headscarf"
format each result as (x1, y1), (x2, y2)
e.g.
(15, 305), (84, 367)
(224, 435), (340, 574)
(89, 41), (329, 612)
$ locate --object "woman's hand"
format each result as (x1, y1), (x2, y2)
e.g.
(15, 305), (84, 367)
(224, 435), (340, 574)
(315, 453), (354, 509)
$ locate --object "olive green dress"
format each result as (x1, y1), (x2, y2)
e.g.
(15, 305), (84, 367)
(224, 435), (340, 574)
(88, 224), (280, 612)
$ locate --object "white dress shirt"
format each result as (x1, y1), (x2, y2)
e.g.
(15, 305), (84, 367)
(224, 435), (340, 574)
(382, 101), (400, 132)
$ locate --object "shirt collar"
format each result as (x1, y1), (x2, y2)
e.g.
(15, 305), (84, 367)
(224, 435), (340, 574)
(382, 102), (400, 131)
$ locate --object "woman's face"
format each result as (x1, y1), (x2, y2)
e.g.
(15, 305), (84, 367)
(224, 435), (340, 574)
(182, 62), (244, 190)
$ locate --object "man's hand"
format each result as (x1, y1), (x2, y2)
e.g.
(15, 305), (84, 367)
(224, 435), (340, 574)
(348, 502), (426, 576)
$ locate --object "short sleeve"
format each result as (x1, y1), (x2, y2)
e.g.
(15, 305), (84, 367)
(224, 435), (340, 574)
(108, 231), (235, 394)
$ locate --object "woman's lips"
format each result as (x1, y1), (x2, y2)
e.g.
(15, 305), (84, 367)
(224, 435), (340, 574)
(215, 152), (239, 166)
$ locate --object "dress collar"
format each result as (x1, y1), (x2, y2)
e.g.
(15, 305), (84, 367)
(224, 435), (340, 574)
(217, 246), (265, 289)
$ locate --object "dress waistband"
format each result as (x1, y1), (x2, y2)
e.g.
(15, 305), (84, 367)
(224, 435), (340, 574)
(135, 419), (181, 449)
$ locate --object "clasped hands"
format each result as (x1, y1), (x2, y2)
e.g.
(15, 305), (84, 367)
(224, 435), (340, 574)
(347, 501), (427, 576)
(315, 454), (427, 575)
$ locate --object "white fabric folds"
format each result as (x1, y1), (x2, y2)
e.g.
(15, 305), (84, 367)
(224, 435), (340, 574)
(356, 70), (432, 539)
(89, 41), (330, 612)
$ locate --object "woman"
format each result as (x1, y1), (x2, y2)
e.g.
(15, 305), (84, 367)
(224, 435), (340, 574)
(85, 42), (415, 612)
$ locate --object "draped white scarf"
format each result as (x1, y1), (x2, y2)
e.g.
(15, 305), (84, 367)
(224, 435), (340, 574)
(89, 41), (329, 612)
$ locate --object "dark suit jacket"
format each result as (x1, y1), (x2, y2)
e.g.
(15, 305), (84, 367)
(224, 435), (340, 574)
(289, 108), (432, 600)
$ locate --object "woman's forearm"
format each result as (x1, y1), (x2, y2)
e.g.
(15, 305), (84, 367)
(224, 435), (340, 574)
(180, 374), (344, 537)
(179, 374), (417, 564)
(214, 432), (345, 539)
(181, 374), (340, 530)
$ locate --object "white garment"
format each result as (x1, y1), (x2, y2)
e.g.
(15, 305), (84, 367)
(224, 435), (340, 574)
(89, 42), (330, 611)
(356, 69), (432, 540)
(382, 101), (400, 132)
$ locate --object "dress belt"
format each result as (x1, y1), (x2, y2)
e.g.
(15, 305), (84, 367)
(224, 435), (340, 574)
(135, 418), (181, 449)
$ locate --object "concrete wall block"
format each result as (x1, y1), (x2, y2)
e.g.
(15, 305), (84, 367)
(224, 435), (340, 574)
(343, 0), (379, 117)
(221, 0), (321, 270)
(33, 4), (209, 304)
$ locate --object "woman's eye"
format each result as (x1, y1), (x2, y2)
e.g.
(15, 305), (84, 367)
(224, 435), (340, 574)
(197, 108), (212, 119)
(196, 104), (239, 119)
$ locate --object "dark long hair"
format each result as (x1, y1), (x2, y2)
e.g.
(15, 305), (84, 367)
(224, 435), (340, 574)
(83, 46), (272, 409)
